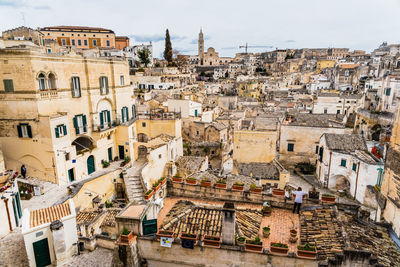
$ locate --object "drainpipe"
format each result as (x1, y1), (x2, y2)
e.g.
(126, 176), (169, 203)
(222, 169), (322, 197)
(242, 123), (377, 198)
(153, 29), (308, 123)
(4, 198), (12, 231)
(326, 151), (333, 188)
(354, 162), (361, 200)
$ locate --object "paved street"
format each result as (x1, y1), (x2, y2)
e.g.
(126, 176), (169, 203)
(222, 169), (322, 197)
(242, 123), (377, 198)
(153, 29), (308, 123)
(0, 230), (28, 267)
(62, 247), (113, 267)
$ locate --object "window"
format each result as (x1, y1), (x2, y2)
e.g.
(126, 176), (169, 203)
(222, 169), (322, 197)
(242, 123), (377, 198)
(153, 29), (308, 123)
(55, 124), (67, 138)
(158, 154), (162, 159)
(324, 108), (328, 114)
(196, 130), (199, 136)
(345, 70), (349, 77)
(106, 40), (110, 47)
(385, 88), (391, 96)
(120, 75), (125, 86)
(99, 76), (109, 94)
(93, 40), (97, 47)
(71, 77), (81, 97)
(71, 39), (75, 46)
(315, 145), (319, 154)
(65, 152), (70, 161)
(340, 159), (347, 167)
(48, 73), (56, 89)
(142, 122), (146, 127)
(38, 73), (46, 90)
(337, 110), (340, 114)
(132, 104), (136, 119)
(73, 114), (87, 134)
(100, 110), (111, 129)
(78, 40), (82, 46)
(352, 163), (357, 172)
(61, 38), (66, 46)
(288, 143), (294, 152)
(3, 79), (14, 92)
(139, 84), (145, 89)
(17, 123), (32, 138)
(84, 40), (88, 46)
(338, 100), (342, 103)
(121, 107), (129, 123)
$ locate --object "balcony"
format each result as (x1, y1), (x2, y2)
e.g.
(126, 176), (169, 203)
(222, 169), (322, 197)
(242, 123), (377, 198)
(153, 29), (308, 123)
(92, 120), (120, 133)
(136, 111), (181, 120)
(39, 89), (58, 99)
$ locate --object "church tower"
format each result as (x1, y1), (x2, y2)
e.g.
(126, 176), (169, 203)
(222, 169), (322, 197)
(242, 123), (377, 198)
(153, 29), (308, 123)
(198, 28), (204, 65)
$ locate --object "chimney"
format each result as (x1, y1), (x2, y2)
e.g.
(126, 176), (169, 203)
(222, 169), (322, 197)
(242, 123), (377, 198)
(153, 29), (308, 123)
(222, 202), (236, 245)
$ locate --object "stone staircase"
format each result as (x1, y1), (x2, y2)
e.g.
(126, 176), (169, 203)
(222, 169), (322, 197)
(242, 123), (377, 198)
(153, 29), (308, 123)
(123, 159), (147, 204)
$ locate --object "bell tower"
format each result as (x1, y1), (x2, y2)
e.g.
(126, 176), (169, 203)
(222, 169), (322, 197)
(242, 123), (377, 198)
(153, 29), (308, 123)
(198, 28), (204, 65)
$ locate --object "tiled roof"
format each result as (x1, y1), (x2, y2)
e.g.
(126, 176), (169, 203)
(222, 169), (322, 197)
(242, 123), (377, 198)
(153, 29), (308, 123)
(101, 209), (121, 227)
(236, 209), (262, 239)
(30, 202), (71, 228)
(300, 208), (345, 260)
(285, 113), (345, 128)
(160, 201), (223, 237)
(236, 162), (279, 180)
(176, 156), (207, 173)
(324, 134), (367, 152)
(76, 210), (101, 226)
(41, 26), (114, 33)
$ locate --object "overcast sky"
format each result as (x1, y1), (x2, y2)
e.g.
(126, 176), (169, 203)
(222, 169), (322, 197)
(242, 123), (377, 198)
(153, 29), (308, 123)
(1, 0), (400, 58)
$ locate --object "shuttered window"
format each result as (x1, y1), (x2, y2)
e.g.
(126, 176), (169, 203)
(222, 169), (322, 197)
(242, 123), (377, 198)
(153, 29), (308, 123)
(17, 124), (32, 138)
(73, 114), (87, 134)
(55, 124), (67, 138)
(71, 77), (81, 97)
(3, 79), (14, 92)
(99, 76), (109, 95)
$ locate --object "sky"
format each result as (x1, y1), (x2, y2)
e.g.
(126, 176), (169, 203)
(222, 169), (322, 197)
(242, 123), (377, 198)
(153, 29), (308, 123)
(1, 0), (400, 58)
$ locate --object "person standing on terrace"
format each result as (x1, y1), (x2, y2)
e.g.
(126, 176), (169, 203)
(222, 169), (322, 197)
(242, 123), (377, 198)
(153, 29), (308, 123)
(292, 187), (307, 214)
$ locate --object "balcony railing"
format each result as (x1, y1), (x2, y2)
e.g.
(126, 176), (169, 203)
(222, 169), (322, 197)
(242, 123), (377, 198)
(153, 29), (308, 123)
(92, 120), (120, 132)
(39, 89), (58, 99)
(136, 111), (181, 120)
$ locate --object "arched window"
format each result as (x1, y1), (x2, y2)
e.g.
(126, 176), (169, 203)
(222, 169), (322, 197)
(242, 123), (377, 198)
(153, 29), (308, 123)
(38, 73), (46, 90)
(48, 73), (56, 90)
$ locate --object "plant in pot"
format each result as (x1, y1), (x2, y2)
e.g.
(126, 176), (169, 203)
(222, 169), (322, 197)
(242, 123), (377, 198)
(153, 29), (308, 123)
(270, 242), (289, 255)
(321, 193), (336, 203)
(119, 227), (134, 244)
(215, 178), (227, 189)
(152, 180), (161, 192)
(144, 189), (154, 200)
(202, 235), (222, 248)
(236, 236), (246, 246)
(297, 243), (317, 259)
(289, 218), (298, 243)
(172, 175), (183, 183)
(232, 181), (244, 191)
(159, 177), (166, 186)
(250, 183), (262, 194)
(156, 229), (175, 241)
(180, 232), (199, 245)
(262, 226), (271, 238)
(262, 204), (272, 216)
(272, 187), (285, 196)
(200, 177), (212, 187)
(185, 177), (198, 185)
(245, 236), (263, 253)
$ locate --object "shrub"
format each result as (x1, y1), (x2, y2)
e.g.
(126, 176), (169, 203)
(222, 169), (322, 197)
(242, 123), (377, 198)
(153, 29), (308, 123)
(295, 162), (316, 174)
(122, 227), (130, 235)
(102, 160), (110, 168)
(322, 193), (335, 197)
(105, 200), (113, 208)
(201, 177), (211, 182)
(216, 179), (226, 184)
(145, 189), (153, 196)
(152, 180), (160, 189)
(237, 236), (246, 242)
(124, 156), (131, 163)
(250, 183), (257, 190)
(298, 243), (316, 251)
(247, 236), (262, 245)
(234, 181), (244, 186)
(186, 177), (197, 182)
(263, 226), (270, 232)
(271, 242), (288, 248)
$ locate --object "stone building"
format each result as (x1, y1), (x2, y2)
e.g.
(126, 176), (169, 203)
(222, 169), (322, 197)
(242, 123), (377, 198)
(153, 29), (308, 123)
(0, 45), (136, 185)
(2, 26), (44, 46)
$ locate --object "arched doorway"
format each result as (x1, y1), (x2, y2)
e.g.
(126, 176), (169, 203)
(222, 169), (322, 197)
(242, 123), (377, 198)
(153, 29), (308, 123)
(87, 155), (95, 175)
(138, 145), (147, 159)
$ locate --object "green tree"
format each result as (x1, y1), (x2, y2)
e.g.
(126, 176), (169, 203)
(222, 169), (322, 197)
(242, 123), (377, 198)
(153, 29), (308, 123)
(164, 29), (173, 64)
(137, 47), (151, 67)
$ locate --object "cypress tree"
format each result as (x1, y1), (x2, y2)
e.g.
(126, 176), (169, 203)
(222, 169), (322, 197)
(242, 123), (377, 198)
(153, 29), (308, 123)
(164, 29), (173, 64)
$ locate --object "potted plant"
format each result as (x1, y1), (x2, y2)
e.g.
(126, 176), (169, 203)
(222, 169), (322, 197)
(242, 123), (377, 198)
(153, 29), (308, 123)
(308, 187), (320, 199)
(159, 177), (166, 186)
(262, 226), (271, 238)
(262, 204), (272, 216)
(156, 229), (174, 241)
(152, 180), (161, 192)
(232, 181), (244, 191)
(202, 235), (222, 248)
(236, 236), (246, 246)
(200, 178), (212, 188)
(119, 227), (134, 244)
(215, 179), (227, 189)
(185, 177), (198, 185)
(245, 236), (263, 253)
(270, 242), (289, 255)
(321, 193), (336, 203)
(144, 189), (154, 200)
(272, 188), (285, 196)
(180, 232), (198, 245)
(172, 175), (183, 183)
(250, 183), (262, 194)
(297, 243), (317, 259)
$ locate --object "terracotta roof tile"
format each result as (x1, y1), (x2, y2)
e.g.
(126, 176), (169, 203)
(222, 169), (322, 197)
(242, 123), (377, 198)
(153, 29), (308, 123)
(30, 202), (71, 228)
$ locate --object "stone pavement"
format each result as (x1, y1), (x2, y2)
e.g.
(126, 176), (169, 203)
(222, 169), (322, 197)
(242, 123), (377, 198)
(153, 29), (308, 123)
(61, 247), (113, 267)
(0, 230), (28, 267)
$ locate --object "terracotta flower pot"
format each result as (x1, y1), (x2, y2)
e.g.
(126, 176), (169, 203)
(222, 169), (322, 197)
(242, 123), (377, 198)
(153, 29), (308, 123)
(120, 231), (134, 245)
(250, 187), (262, 194)
(272, 188), (285, 196)
(215, 183), (227, 189)
(156, 230), (174, 241)
(185, 179), (198, 185)
(201, 235), (221, 248)
(321, 195), (336, 203)
(200, 181), (212, 187)
(172, 176), (183, 183)
(297, 248), (317, 259)
(245, 241), (263, 253)
(152, 183), (161, 192)
(232, 184), (244, 191)
(180, 233), (198, 245)
(160, 178), (167, 186)
(144, 190), (154, 200)
(270, 243), (289, 255)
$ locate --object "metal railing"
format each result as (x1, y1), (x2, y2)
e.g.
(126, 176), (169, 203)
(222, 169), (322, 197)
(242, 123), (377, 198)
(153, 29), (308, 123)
(92, 119), (120, 132)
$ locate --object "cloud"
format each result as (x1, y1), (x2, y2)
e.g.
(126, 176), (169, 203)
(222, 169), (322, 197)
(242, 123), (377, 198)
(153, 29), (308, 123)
(0, 0), (20, 7)
(286, 40), (296, 43)
(130, 34), (187, 43)
(32, 5), (51, 10)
